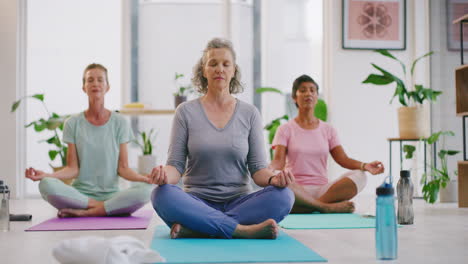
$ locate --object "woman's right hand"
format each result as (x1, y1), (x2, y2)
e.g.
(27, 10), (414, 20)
(25, 167), (46, 181)
(149, 165), (168, 185)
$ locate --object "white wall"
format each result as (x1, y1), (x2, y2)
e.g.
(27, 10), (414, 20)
(25, 0), (122, 196)
(261, 0), (323, 124)
(138, 0), (253, 165)
(430, 0), (464, 174)
(0, 0), (20, 198)
(325, 0), (431, 194)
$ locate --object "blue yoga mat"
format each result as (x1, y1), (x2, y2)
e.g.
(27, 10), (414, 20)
(150, 225), (327, 263)
(279, 213), (376, 229)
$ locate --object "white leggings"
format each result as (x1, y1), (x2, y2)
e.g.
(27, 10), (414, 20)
(301, 170), (367, 199)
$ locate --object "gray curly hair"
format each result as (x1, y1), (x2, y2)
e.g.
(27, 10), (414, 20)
(192, 38), (244, 94)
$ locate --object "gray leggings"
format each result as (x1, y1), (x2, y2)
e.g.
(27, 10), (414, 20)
(38, 177), (153, 215)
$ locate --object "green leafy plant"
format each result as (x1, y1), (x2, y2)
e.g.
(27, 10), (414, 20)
(133, 129), (158, 156)
(403, 131), (459, 203)
(173, 72), (194, 97)
(362, 49), (442, 106)
(11, 94), (70, 167)
(256, 87), (328, 159)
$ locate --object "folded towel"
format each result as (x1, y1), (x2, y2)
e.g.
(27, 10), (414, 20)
(53, 235), (165, 264)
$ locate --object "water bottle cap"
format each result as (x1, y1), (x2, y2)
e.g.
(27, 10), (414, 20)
(0, 181), (9, 194)
(400, 170), (410, 178)
(376, 183), (394, 195)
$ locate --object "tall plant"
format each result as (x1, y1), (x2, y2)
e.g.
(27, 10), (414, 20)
(11, 94), (70, 167)
(403, 131), (459, 203)
(256, 87), (328, 159)
(362, 49), (442, 106)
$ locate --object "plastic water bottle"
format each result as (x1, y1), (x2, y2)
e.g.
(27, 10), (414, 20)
(397, 170), (414, 225)
(0, 180), (10, 232)
(376, 181), (397, 260)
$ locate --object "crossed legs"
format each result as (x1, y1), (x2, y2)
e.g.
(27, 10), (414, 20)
(290, 170), (367, 213)
(39, 178), (153, 217)
(151, 184), (294, 239)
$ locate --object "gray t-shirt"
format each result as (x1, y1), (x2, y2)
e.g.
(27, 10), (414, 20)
(167, 98), (268, 202)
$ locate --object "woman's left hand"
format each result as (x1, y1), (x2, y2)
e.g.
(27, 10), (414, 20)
(364, 161), (385, 175)
(270, 169), (295, 187)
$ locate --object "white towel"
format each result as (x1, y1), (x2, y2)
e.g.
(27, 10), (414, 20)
(52, 235), (165, 264)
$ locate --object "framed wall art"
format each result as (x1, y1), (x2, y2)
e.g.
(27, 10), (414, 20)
(342, 0), (406, 50)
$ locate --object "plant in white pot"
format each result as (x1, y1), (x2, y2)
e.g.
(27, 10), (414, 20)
(133, 129), (158, 175)
(362, 50), (442, 138)
(404, 131), (459, 203)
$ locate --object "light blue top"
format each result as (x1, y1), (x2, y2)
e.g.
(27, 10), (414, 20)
(167, 98), (268, 202)
(63, 111), (133, 200)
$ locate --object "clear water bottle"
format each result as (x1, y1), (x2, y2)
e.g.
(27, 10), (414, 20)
(397, 170), (414, 225)
(0, 180), (10, 232)
(376, 181), (397, 260)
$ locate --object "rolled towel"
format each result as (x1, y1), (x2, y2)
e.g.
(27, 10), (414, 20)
(53, 235), (165, 264)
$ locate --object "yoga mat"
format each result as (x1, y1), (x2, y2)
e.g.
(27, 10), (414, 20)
(150, 225), (327, 263)
(279, 213), (376, 229)
(25, 210), (153, 231)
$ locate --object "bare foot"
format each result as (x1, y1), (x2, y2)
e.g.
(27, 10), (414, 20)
(57, 202), (107, 218)
(170, 223), (210, 239)
(57, 208), (88, 218)
(322, 201), (355, 213)
(233, 219), (278, 239)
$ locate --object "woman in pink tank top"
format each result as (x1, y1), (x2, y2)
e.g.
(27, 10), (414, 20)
(270, 75), (384, 213)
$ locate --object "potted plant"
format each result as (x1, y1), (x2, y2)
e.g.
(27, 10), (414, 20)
(133, 129), (158, 175)
(403, 131), (459, 203)
(11, 94), (70, 180)
(255, 87), (328, 159)
(174, 72), (194, 108)
(362, 49), (442, 138)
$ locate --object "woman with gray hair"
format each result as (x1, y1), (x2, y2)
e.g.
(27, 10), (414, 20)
(149, 38), (295, 239)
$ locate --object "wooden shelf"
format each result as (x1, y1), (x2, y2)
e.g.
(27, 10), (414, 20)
(453, 14), (468, 24)
(118, 109), (175, 116)
(387, 137), (424, 141)
(455, 65), (468, 115)
(459, 161), (468, 208)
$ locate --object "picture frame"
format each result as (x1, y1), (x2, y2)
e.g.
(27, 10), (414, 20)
(447, 0), (468, 51)
(342, 0), (406, 50)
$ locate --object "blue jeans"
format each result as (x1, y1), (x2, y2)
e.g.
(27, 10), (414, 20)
(151, 184), (294, 238)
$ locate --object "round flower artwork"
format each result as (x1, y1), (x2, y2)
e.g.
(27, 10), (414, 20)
(357, 3), (392, 39)
(348, 1), (399, 41)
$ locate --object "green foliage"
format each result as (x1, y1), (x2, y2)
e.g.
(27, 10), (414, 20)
(255, 87), (328, 159)
(403, 131), (459, 203)
(11, 94), (70, 167)
(362, 49), (442, 106)
(173, 72), (194, 97)
(133, 129), (158, 156)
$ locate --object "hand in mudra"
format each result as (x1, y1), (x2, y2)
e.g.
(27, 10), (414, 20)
(364, 161), (385, 175)
(149, 165), (168, 185)
(25, 167), (46, 181)
(270, 169), (295, 187)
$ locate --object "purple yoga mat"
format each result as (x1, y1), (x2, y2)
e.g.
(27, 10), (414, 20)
(25, 210), (153, 231)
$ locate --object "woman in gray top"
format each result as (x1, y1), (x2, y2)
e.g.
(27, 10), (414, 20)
(150, 38), (295, 239)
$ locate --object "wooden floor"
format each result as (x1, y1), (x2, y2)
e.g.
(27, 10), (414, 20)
(2, 194), (468, 264)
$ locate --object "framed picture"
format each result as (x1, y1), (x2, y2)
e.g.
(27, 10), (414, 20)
(447, 0), (468, 51)
(342, 0), (406, 50)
